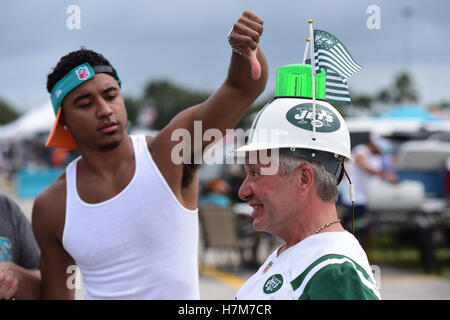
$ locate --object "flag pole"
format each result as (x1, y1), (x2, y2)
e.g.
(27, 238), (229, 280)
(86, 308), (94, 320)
(308, 19), (316, 140)
(302, 38), (310, 64)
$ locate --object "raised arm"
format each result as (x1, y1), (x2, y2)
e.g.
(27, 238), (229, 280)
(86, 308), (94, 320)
(193, 11), (268, 134)
(149, 11), (268, 207)
(355, 153), (398, 183)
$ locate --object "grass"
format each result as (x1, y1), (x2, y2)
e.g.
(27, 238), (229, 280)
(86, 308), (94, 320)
(366, 232), (450, 280)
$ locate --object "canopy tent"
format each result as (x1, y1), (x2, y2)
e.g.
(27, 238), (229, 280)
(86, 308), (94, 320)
(376, 104), (442, 122)
(345, 103), (450, 135)
(0, 101), (54, 142)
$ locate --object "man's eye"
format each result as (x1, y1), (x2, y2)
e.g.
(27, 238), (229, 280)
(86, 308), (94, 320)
(105, 95), (116, 101)
(79, 103), (91, 108)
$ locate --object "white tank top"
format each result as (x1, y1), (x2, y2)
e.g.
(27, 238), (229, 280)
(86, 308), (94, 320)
(62, 135), (199, 299)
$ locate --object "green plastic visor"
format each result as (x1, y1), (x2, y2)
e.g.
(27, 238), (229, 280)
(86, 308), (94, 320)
(275, 64), (326, 99)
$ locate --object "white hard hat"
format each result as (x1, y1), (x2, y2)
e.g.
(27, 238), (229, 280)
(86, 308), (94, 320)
(235, 97), (351, 159)
(234, 64), (352, 183)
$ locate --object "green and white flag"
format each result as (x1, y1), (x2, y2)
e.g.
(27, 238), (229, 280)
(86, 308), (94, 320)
(306, 58), (352, 105)
(310, 29), (362, 105)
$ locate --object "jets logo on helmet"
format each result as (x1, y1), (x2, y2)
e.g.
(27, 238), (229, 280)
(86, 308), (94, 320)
(286, 103), (341, 133)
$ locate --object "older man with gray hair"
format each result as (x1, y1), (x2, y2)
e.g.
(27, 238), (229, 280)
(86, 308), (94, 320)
(234, 64), (380, 300)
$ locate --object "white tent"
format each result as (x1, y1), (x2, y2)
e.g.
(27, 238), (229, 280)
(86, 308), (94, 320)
(0, 101), (54, 142)
(345, 117), (450, 135)
(345, 104), (450, 135)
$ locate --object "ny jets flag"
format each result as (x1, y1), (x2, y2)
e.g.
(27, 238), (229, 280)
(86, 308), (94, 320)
(306, 58), (352, 105)
(310, 29), (362, 105)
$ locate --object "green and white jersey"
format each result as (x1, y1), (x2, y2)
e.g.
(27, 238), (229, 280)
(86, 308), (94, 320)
(236, 231), (380, 300)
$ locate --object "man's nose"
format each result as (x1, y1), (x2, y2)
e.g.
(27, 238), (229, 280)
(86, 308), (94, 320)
(238, 177), (253, 202)
(96, 98), (113, 118)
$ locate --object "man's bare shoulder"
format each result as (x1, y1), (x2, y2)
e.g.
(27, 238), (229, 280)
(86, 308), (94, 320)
(32, 171), (67, 230)
(35, 171), (66, 207)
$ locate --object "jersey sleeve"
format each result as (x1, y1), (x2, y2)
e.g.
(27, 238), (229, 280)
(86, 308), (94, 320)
(298, 261), (380, 300)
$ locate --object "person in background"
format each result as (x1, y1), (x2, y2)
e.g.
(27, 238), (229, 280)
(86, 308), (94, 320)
(0, 193), (41, 300)
(200, 179), (232, 208)
(50, 149), (70, 167)
(340, 135), (398, 232)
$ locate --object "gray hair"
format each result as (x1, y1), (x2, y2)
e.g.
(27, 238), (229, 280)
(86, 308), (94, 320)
(278, 153), (339, 203)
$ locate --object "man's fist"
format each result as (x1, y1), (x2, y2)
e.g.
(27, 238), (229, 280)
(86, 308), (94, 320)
(228, 11), (264, 80)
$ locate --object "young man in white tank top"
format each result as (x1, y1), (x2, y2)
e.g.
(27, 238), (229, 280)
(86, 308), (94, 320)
(32, 11), (267, 299)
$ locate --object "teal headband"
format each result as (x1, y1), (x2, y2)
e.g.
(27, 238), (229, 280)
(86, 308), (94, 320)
(50, 62), (121, 115)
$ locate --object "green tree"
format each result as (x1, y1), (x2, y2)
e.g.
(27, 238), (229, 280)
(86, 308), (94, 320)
(235, 94), (273, 129)
(330, 103), (350, 118)
(143, 80), (210, 130)
(123, 96), (144, 126)
(363, 72), (419, 110)
(375, 88), (392, 104)
(393, 72), (418, 102)
(435, 101), (450, 110)
(0, 98), (20, 125)
(349, 94), (373, 109)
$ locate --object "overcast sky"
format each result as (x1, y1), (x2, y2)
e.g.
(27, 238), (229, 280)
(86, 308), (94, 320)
(1, 0), (449, 113)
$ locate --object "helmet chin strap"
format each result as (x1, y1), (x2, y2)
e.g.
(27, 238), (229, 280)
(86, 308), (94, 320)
(343, 168), (355, 235)
(279, 148), (345, 184)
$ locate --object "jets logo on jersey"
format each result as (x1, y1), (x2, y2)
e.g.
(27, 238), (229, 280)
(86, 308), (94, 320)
(263, 274), (283, 294)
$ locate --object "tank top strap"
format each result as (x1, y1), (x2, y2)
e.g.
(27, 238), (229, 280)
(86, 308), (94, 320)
(130, 134), (148, 163)
(65, 156), (81, 206)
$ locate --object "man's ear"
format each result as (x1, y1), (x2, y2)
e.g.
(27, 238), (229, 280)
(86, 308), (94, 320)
(59, 108), (68, 129)
(297, 163), (315, 191)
